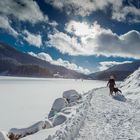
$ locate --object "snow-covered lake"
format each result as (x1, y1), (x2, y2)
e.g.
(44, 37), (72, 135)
(0, 76), (106, 131)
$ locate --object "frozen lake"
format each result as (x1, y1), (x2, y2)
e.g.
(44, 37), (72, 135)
(0, 76), (106, 131)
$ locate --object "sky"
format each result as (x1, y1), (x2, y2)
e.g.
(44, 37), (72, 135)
(0, 0), (140, 74)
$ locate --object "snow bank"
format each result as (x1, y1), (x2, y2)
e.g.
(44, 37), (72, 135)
(45, 90), (93, 140)
(48, 98), (68, 118)
(120, 67), (140, 99)
(0, 78), (106, 131)
(63, 90), (81, 103)
(4, 89), (91, 140)
(8, 120), (52, 139)
(52, 113), (67, 126)
(19, 89), (93, 140)
(0, 131), (10, 140)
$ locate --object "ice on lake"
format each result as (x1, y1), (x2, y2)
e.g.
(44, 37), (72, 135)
(0, 76), (106, 131)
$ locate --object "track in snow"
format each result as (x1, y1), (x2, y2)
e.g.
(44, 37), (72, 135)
(75, 88), (140, 140)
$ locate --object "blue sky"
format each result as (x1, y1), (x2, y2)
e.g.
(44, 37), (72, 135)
(0, 0), (140, 74)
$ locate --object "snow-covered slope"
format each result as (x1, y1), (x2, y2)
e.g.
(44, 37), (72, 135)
(20, 87), (140, 140)
(120, 67), (140, 99)
(20, 89), (93, 140)
(1, 76), (140, 140)
(0, 131), (9, 140)
(75, 88), (140, 140)
(90, 60), (140, 81)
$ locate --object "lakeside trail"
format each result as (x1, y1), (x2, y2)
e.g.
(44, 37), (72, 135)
(75, 87), (140, 140)
(9, 87), (140, 140)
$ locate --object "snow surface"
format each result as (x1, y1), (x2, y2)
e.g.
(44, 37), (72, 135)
(20, 88), (93, 140)
(22, 87), (140, 140)
(120, 67), (140, 100)
(75, 88), (140, 140)
(0, 76), (106, 132)
(4, 76), (139, 140)
(63, 90), (81, 103)
(0, 131), (9, 140)
(8, 120), (52, 139)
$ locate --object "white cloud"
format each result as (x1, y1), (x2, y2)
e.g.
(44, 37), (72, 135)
(48, 21), (58, 27)
(45, 0), (115, 16)
(65, 20), (93, 36)
(99, 61), (132, 71)
(65, 20), (111, 37)
(90, 30), (140, 58)
(45, 0), (140, 23)
(23, 30), (42, 47)
(36, 53), (53, 62)
(48, 21), (140, 58)
(48, 31), (86, 55)
(112, 3), (140, 23)
(28, 52), (90, 74)
(0, 0), (48, 24)
(0, 0), (50, 38)
(0, 16), (18, 37)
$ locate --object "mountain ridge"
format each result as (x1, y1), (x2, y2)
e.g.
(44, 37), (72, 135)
(0, 42), (90, 79)
(89, 60), (140, 81)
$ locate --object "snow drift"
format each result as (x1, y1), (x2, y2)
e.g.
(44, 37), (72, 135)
(63, 90), (81, 103)
(0, 131), (10, 140)
(8, 120), (52, 140)
(48, 98), (68, 118)
(120, 67), (140, 99)
(4, 89), (91, 140)
(46, 90), (93, 140)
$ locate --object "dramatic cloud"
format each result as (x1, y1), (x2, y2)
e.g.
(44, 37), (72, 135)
(65, 20), (93, 36)
(0, 0), (49, 38)
(48, 31), (86, 55)
(112, 2), (140, 23)
(23, 30), (42, 47)
(48, 21), (140, 58)
(0, 16), (18, 37)
(45, 0), (116, 16)
(65, 20), (111, 37)
(0, 0), (48, 24)
(29, 52), (90, 74)
(45, 0), (140, 23)
(99, 61), (132, 71)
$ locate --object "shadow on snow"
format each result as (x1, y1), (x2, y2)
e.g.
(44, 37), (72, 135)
(112, 94), (127, 102)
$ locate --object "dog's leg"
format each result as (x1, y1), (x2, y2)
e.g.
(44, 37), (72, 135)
(118, 89), (122, 93)
(115, 92), (118, 96)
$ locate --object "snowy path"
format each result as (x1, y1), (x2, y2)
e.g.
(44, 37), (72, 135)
(75, 88), (140, 140)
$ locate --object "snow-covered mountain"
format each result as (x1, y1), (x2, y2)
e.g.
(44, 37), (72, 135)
(0, 43), (90, 79)
(120, 67), (140, 99)
(90, 61), (140, 81)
